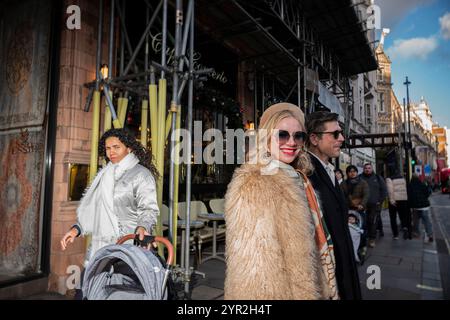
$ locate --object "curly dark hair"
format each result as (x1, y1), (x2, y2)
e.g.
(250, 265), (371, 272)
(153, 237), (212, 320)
(99, 128), (159, 178)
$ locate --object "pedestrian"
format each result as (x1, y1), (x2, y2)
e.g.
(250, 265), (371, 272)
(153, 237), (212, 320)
(341, 165), (369, 213)
(60, 128), (160, 266)
(225, 103), (339, 300)
(385, 170), (411, 240)
(306, 111), (361, 300)
(408, 174), (434, 242)
(359, 163), (387, 248)
(340, 165), (370, 262)
(335, 168), (344, 185)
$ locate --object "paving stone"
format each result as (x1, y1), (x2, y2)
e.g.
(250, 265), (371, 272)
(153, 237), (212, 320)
(422, 271), (441, 281)
(191, 285), (224, 300)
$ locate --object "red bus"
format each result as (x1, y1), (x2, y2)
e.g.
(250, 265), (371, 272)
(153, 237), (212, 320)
(440, 168), (450, 193)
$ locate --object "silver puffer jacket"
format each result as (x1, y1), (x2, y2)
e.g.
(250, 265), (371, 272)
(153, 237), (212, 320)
(113, 164), (159, 235)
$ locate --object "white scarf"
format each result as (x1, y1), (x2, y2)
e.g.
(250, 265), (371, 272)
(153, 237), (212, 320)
(77, 152), (139, 264)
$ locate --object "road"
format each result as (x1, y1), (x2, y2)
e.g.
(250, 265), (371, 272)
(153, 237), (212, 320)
(430, 192), (450, 300)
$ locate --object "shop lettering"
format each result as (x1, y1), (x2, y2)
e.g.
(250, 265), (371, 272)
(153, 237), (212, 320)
(66, 5), (81, 30)
(150, 32), (228, 84)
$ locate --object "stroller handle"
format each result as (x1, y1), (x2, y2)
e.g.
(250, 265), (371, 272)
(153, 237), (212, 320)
(116, 234), (174, 266)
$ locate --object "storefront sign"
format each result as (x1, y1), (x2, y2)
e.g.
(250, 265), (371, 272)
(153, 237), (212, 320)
(150, 32), (228, 84)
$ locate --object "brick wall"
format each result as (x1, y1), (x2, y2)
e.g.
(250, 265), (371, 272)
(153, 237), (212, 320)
(48, 0), (110, 294)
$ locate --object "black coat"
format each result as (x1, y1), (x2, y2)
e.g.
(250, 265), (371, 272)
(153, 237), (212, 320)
(308, 154), (362, 300)
(407, 178), (431, 209)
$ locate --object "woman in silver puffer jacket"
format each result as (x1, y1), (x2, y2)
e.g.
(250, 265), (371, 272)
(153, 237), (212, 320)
(60, 128), (160, 266)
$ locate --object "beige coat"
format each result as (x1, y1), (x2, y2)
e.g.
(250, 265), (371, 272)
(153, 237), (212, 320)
(386, 177), (408, 203)
(224, 163), (330, 300)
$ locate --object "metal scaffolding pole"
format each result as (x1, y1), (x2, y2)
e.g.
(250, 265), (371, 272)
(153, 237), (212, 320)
(161, 0), (168, 79)
(168, 0), (184, 261)
(108, 0), (115, 79)
(123, 0), (163, 76)
(185, 0), (195, 295)
(120, 0), (125, 75)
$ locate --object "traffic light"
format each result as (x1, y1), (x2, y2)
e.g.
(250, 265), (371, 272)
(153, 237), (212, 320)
(411, 159), (416, 166)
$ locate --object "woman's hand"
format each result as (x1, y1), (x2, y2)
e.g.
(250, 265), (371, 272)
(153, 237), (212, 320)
(135, 226), (150, 241)
(135, 226), (157, 249)
(60, 228), (79, 250)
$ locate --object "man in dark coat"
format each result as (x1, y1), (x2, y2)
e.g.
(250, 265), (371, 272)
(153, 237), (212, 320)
(306, 111), (362, 300)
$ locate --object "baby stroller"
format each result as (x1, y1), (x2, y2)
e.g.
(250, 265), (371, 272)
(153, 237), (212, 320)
(348, 210), (366, 265)
(82, 235), (173, 300)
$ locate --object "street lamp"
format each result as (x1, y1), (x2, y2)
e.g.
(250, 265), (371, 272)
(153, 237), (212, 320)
(404, 76), (412, 180)
(100, 63), (109, 80)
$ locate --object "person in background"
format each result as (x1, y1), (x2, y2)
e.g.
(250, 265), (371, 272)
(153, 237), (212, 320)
(306, 111), (361, 300)
(340, 165), (370, 262)
(335, 168), (344, 185)
(408, 174), (434, 242)
(341, 165), (369, 214)
(225, 103), (339, 300)
(385, 170), (411, 240)
(359, 163), (387, 248)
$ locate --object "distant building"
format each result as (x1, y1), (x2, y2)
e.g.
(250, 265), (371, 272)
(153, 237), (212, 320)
(432, 124), (448, 170)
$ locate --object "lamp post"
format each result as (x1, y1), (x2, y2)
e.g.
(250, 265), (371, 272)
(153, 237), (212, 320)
(403, 97), (410, 178)
(404, 76), (412, 180)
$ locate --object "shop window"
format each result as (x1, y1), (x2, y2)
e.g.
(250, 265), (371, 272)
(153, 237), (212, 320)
(68, 164), (89, 201)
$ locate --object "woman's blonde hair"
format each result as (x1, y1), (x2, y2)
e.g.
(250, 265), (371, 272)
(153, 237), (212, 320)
(249, 109), (313, 174)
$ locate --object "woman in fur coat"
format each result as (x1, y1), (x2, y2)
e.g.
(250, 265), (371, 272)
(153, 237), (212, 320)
(224, 103), (339, 300)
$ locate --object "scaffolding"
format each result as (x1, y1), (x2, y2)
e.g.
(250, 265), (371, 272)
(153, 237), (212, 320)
(83, 0), (378, 298)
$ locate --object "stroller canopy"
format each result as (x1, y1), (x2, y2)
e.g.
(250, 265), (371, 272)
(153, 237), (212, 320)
(82, 243), (167, 300)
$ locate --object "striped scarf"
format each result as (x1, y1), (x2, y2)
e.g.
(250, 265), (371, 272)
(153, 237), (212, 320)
(297, 170), (340, 300)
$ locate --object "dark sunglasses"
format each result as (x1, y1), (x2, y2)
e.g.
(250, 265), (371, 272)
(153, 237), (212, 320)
(276, 130), (307, 144)
(313, 130), (344, 139)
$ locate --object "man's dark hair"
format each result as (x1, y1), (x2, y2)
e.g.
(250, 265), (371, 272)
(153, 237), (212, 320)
(346, 165), (358, 174)
(305, 111), (339, 147)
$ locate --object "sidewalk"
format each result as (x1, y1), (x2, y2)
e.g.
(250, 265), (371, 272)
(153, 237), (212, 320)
(18, 205), (444, 300)
(356, 208), (444, 300)
(189, 208), (445, 300)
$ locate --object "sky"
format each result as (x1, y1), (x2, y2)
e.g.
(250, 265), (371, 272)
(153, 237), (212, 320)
(374, 0), (450, 129)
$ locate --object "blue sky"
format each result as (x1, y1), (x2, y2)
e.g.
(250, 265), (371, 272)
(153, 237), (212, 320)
(375, 0), (450, 128)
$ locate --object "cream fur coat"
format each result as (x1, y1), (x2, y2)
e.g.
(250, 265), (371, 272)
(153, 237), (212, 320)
(224, 163), (330, 300)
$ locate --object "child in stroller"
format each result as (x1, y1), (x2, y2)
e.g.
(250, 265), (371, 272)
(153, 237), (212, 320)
(348, 211), (365, 264)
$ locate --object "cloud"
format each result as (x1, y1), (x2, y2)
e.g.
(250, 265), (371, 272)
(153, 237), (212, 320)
(386, 36), (438, 60)
(440, 12), (450, 40)
(374, 0), (436, 29)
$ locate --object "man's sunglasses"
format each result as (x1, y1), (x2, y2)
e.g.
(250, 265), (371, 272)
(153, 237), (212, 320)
(313, 130), (344, 139)
(276, 130), (307, 144)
